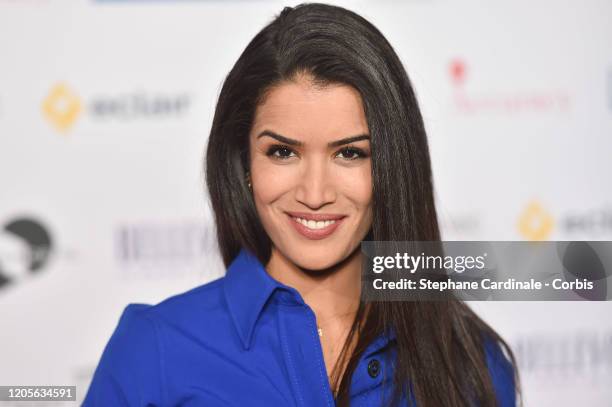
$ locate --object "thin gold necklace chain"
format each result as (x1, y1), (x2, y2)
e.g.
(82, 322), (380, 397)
(317, 309), (358, 338)
(317, 309), (357, 338)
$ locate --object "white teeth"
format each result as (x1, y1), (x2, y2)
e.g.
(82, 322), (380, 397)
(293, 217), (336, 230)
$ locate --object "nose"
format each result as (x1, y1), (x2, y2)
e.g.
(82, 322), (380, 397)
(294, 157), (336, 209)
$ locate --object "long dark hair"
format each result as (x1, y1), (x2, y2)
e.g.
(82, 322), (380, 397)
(206, 3), (520, 406)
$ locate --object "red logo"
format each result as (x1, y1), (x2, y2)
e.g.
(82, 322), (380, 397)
(449, 59), (466, 87)
(449, 58), (570, 114)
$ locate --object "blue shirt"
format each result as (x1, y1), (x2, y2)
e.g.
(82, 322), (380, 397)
(83, 248), (516, 406)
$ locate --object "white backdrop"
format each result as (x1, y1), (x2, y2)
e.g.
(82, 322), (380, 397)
(0, 0), (611, 405)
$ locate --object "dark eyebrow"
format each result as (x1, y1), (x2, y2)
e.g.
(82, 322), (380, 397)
(257, 130), (370, 148)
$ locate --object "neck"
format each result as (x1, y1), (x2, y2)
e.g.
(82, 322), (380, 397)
(265, 248), (362, 325)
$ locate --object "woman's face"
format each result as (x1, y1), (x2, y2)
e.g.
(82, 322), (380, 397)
(249, 73), (373, 271)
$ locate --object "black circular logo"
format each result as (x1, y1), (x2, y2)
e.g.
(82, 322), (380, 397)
(0, 217), (53, 289)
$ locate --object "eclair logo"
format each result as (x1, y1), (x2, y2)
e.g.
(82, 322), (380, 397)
(42, 82), (192, 133)
(518, 202), (612, 240)
(518, 201), (554, 240)
(42, 83), (82, 132)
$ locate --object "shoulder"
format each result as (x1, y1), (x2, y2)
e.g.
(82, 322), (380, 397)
(148, 276), (227, 324)
(82, 303), (164, 406)
(83, 277), (228, 406)
(483, 337), (517, 407)
(109, 276), (228, 340)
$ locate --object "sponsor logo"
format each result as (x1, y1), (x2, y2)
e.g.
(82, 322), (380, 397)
(518, 201), (554, 240)
(0, 216), (54, 289)
(114, 220), (220, 278)
(518, 201), (612, 240)
(513, 331), (612, 379)
(42, 82), (192, 132)
(439, 212), (481, 238)
(89, 91), (191, 120)
(449, 59), (571, 114)
(42, 83), (82, 132)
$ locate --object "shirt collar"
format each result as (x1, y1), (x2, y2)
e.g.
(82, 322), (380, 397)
(362, 325), (397, 358)
(223, 248), (397, 354)
(223, 248), (292, 349)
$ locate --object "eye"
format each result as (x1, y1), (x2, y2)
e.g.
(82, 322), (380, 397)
(336, 147), (368, 160)
(266, 145), (297, 159)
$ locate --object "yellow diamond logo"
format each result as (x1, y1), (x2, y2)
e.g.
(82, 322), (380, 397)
(42, 83), (81, 132)
(518, 201), (554, 240)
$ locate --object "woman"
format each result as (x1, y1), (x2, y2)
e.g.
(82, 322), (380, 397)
(83, 3), (519, 406)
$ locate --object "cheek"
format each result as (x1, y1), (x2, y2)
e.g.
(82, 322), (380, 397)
(336, 164), (373, 207)
(250, 158), (296, 204)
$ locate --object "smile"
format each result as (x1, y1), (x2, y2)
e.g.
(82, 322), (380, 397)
(294, 217), (336, 229)
(285, 211), (346, 240)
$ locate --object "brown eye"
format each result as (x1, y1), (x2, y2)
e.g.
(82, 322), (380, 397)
(266, 145), (296, 159)
(336, 147), (367, 160)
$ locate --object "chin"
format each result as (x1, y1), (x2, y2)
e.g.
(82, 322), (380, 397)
(285, 244), (351, 272)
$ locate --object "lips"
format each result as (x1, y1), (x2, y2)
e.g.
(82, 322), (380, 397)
(285, 211), (346, 221)
(285, 211), (346, 240)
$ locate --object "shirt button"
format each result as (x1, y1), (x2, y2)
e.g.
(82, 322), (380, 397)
(367, 359), (381, 378)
